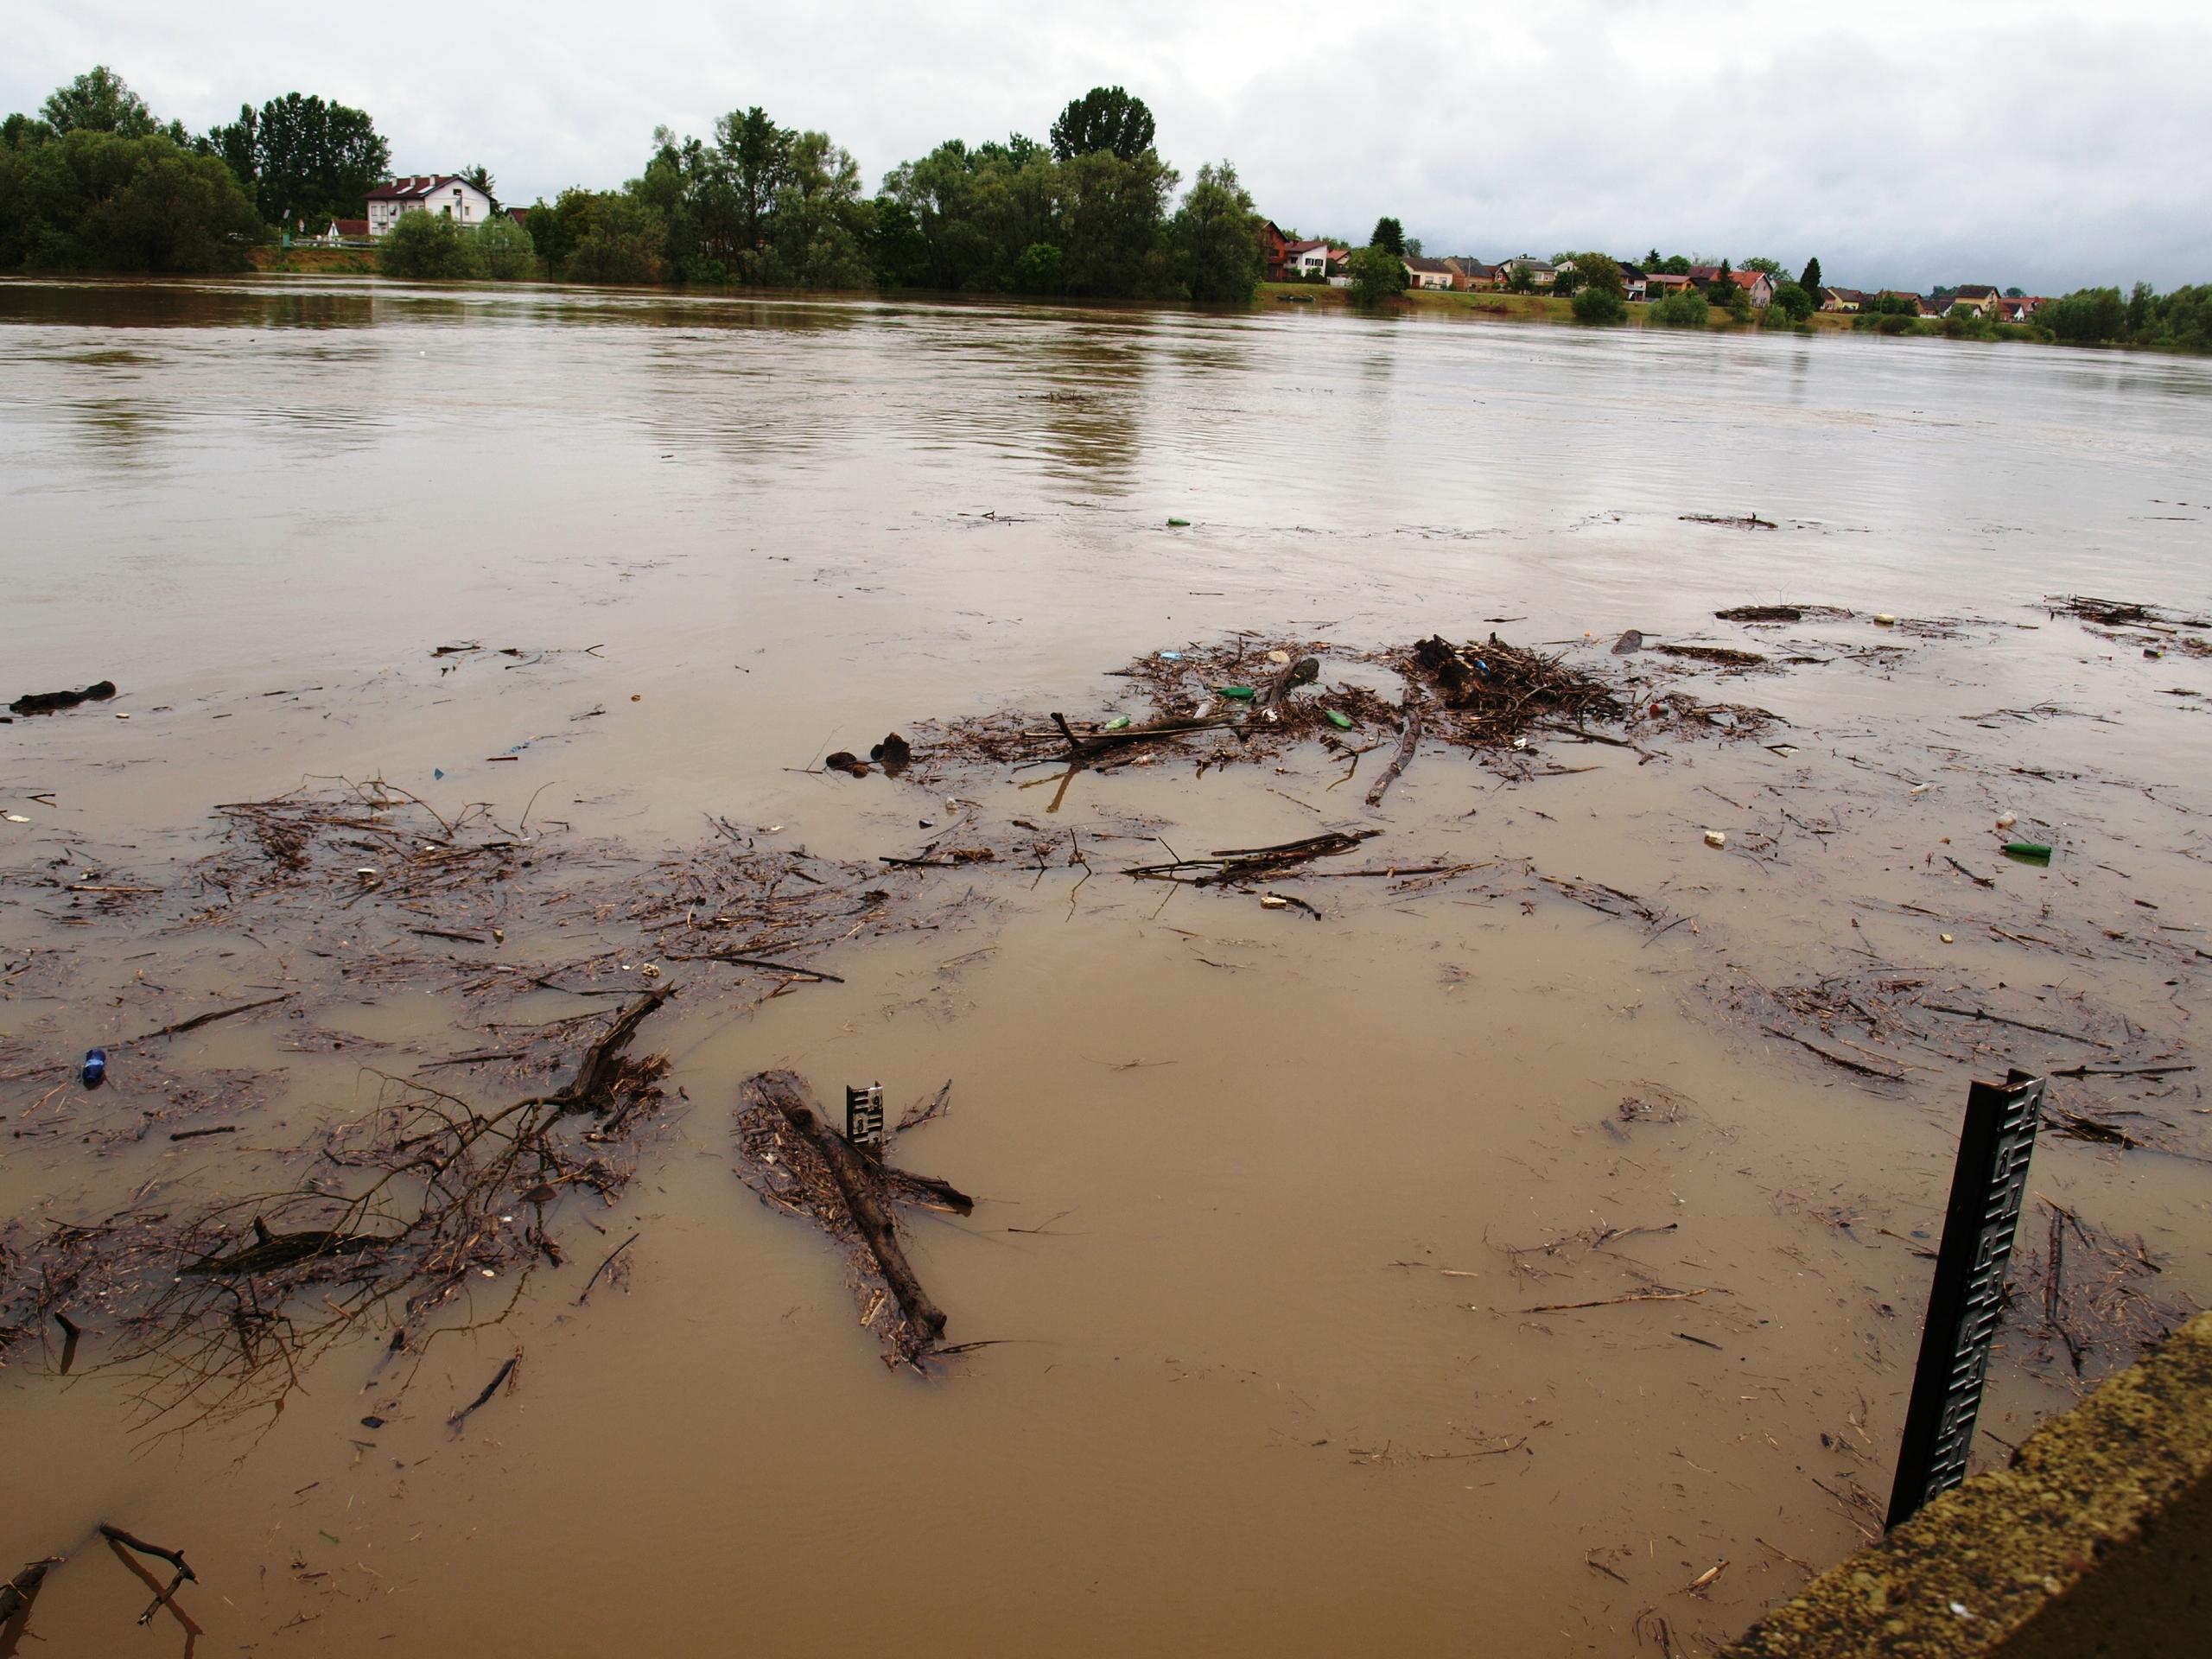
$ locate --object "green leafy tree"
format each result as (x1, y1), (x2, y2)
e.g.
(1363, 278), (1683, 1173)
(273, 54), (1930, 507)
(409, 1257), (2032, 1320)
(1171, 160), (1261, 303)
(207, 93), (389, 225)
(564, 192), (667, 285)
(868, 193), (930, 287)
(1369, 216), (1405, 255)
(1568, 251), (1621, 298)
(1505, 263), (1536, 295)
(1049, 86), (1156, 162)
(1650, 289), (1710, 328)
(461, 164), (498, 210)
(0, 127), (262, 271)
(378, 208), (483, 279)
(1656, 253), (1691, 275)
(1347, 244), (1408, 306)
(473, 213), (534, 279)
(1572, 286), (1627, 324)
(42, 67), (159, 137)
(1057, 147), (1178, 297)
(1769, 282), (1815, 324)
(2041, 287), (2126, 343)
(1799, 256), (1822, 294)
(760, 130), (872, 288)
(1014, 240), (1065, 294)
(1741, 256), (1785, 276)
(2004, 286), (2024, 298)
(1725, 283), (1755, 323)
(1644, 247), (1662, 267)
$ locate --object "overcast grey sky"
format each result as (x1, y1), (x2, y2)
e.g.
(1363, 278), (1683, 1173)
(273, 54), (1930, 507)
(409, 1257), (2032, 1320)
(14, 0), (2209, 293)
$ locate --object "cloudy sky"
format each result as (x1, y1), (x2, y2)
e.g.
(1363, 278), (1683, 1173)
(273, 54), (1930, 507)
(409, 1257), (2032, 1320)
(13, 0), (2209, 292)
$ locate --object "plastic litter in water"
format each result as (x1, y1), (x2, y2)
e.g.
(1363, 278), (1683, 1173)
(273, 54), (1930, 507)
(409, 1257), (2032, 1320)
(1166, 518), (1190, 527)
(1104, 715), (1131, 731)
(1158, 651), (1182, 662)
(1995, 812), (2017, 830)
(2003, 841), (2054, 865)
(1325, 709), (1354, 730)
(1873, 612), (1897, 626)
(1704, 830), (1727, 849)
(80, 1048), (106, 1089)
(1216, 685), (1257, 700)
(433, 767), (445, 780)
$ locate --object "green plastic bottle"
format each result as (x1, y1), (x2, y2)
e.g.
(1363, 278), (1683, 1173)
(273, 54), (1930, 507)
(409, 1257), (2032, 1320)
(1325, 709), (1354, 730)
(2002, 842), (2053, 864)
(1216, 685), (1256, 700)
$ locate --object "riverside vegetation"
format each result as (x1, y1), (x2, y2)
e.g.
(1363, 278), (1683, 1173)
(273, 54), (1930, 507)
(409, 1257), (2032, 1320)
(2, 65), (2206, 353)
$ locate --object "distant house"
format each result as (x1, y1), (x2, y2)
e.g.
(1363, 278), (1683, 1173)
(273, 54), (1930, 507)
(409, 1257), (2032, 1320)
(1729, 270), (1775, 308)
(1995, 296), (2044, 324)
(1820, 286), (1866, 313)
(1916, 294), (1948, 317)
(1617, 264), (1648, 302)
(1402, 254), (1455, 290)
(507, 207), (531, 229)
(1257, 219), (1290, 283)
(1645, 271), (1694, 299)
(1497, 257), (1557, 289)
(366, 175), (497, 238)
(1946, 284), (2000, 318)
(320, 218), (369, 245)
(1441, 256), (1497, 291)
(1282, 238), (1334, 280)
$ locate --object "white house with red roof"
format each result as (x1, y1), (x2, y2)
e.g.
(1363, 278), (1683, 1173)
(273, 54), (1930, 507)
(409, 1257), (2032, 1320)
(366, 175), (496, 238)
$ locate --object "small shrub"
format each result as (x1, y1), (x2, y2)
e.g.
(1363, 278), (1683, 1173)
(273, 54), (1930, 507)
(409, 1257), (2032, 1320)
(1650, 290), (1710, 328)
(378, 211), (482, 280)
(473, 215), (535, 281)
(1572, 287), (1627, 325)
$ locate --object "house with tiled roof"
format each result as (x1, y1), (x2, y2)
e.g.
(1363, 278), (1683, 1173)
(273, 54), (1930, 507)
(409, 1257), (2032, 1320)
(319, 218), (370, 245)
(1281, 238), (1336, 280)
(366, 175), (497, 238)
(1497, 256), (1557, 289)
(1946, 284), (2000, 318)
(1441, 256), (1497, 291)
(1995, 296), (2044, 324)
(1820, 286), (1866, 312)
(1402, 254), (1454, 290)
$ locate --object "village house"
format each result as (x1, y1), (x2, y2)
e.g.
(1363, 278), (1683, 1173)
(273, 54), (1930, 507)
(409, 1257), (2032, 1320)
(319, 218), (369, 245)
(1257, 219), (1290, 283)
(1995, 296), (2044, 324)
(1497, 256), (1557, 289)
(366, 175), (497, 238)
(1617, 264), (1648, 302)
(1728, 270), (1775, 308)
(1402, 254), (1454, 290)
(1441, 256), (1497, 291)
(1282, 238), (1336, 280)
(1820, 286), (1866, 313)
(1945, 284), (2001, 318)
(1645, 270), (1694, 299)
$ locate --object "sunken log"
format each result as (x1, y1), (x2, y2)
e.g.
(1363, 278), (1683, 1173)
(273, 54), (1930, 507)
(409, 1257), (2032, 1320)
(758, 1075), (950, 1342)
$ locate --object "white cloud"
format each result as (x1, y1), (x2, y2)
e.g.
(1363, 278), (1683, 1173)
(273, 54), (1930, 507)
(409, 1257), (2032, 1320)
(10, 0), (2208, 291)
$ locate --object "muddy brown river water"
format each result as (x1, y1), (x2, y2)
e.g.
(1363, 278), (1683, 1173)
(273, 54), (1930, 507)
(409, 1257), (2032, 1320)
(3, 277), (2210, 1656)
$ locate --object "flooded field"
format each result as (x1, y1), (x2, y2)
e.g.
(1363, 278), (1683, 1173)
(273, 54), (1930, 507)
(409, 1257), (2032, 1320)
(3, 276), (2209, 1656)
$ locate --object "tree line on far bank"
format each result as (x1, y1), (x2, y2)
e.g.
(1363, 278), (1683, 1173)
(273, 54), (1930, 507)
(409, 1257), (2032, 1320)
(2, 66), (2206, 354)
(516, 86), (1262, 303)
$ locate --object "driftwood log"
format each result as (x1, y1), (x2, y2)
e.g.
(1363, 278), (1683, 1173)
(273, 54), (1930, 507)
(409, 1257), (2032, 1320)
(745, 1071), (953, 1344)
(1365, 700), (1423, 809)
(2, 1558), (57, 1623)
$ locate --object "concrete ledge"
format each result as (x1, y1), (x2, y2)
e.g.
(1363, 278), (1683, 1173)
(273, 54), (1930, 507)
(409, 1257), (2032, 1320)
(1726, 1310), (2212, 1658)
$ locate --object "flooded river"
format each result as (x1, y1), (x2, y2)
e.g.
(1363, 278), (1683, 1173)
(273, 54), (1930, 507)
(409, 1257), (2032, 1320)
(3, 277), (2209, 1656)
